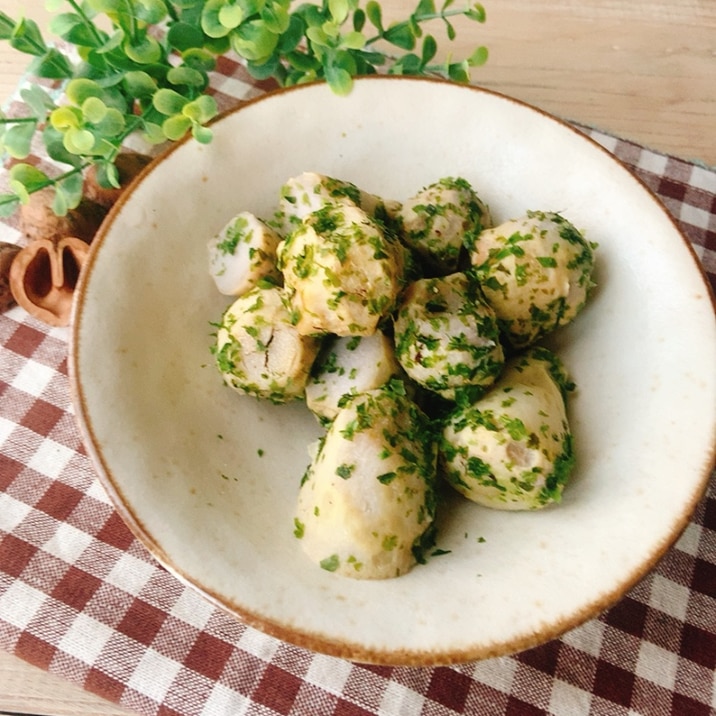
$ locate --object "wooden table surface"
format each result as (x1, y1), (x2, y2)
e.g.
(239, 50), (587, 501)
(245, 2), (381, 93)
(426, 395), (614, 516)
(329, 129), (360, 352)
(0, 1), (714, 714)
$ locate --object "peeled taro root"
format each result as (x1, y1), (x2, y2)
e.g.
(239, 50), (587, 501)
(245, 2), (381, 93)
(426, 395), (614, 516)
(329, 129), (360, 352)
(295, 384), (438, 579)
(440, 347), (576, 511)
(213, 284), (321, 403)
(470, 211), (596, 348)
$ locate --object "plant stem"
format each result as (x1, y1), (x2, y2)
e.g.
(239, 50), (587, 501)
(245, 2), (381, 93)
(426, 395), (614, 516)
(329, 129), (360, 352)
(364, 5), (473, 46)
(65, 0), (107, 46)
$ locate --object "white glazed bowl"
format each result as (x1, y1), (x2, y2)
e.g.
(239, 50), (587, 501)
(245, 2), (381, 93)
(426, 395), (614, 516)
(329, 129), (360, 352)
(70, 77), (716, 665)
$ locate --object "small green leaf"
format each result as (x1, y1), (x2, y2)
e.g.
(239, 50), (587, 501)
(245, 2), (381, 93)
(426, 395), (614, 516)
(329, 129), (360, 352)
(218, 2), (244, 29)
(124, 34), (162, 64)
(42, 125), (82, 166)
(140, 121), (167, 144)
(66, 78), (103, 106)
(328, 0), (349, 24)
(94, 160), (121, 189)
(27, 48), (74, 79)
(49, 13), (105, 47)
(421, 34), (437, 64)
(246, 55), (282, 80)
(153, 88), (189, 115)
(183, 94), (217, 123)
(167, 65), (206, 88)
(9, 180), (31, 204)
(285, 50), (320, 72)
(277, 13), (304, 52)
(1, 122), (36, 159)
(382, 22), (415, 50)
(82, 96), (108, 124)
(192, 123), (213, 144)
(466, 3), (486, 22)
(123, 70), (159, 98)
(135, 0), (167, 25)
(52, 186), (69, 216)
(261, 2), (290, 34)
(167, 21), (205, 51)
(414, 0), (436, 17)
(9, 163), (48, 192)
(0, 12), (16, 41)
(162, 114), (192, 141)
(181, 47), (217, 72)
(324, 63), (352, 95)
(201, 0), (233, 38)
(50, 105), (82, 130)
(231, 20), (279, 62)
(444, 18), (456, 41)
(10, 18), (47, 57)
(54, 172), (84, 212)
(353, 8), (365, 32)
(64, 126), (96, 154)
(467, 45), (488, 66)
(19, 85), (56, 116)
(365, 1), (382, 31)
(339, 30), (365, 50)
(447, 59), (470, 83)
(93, 107), (126, 137)
(306, 25), (329, 47)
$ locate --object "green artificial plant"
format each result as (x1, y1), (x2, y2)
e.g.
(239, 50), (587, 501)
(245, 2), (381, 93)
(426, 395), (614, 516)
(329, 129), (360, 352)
(0, 0), (487, 217)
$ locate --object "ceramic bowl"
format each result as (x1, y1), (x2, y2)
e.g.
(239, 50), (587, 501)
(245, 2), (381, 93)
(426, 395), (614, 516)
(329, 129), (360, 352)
(70, 76), (716, 665)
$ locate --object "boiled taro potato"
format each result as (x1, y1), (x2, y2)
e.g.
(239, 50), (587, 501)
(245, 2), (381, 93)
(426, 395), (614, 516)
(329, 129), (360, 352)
(207, 211), (281, 296)
(277, 171), (401, 237)
(470, 210), (596, 348)
(440, 347), (575, 510)
(295, 384), (437, 579)
(397, 176), (492, 275)
(278, 203), (405, 337)
(305, 331), (403, 423)
(214, 285), (320, 403)
(393, 271), (504, 401)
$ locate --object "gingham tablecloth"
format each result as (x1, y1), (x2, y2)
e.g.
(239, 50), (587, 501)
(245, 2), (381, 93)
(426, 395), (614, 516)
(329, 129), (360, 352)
(1, 57), (715, 716)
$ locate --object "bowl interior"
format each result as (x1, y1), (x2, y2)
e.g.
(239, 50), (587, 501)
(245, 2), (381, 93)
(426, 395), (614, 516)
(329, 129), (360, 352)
(71, 77), (716, 665)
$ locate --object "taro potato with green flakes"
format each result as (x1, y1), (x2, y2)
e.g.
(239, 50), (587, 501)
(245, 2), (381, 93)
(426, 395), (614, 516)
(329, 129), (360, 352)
(207, 211), (282, 296)
(397, 176), (492, 275)
(278, 203), (406, 337)
(470, 210), (596, 348)
(214, 284), (320, 403)
(295, 383), (438, 580)
(440, 347), (575, 510)
(305, 332), (404, 423)
(393, 271), (505, 400)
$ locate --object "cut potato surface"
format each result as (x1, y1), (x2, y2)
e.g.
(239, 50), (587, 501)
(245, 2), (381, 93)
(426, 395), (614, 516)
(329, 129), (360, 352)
(214, 285), (320, 403)
(305, 332), (403, 423)
(207, 211), (281, 296)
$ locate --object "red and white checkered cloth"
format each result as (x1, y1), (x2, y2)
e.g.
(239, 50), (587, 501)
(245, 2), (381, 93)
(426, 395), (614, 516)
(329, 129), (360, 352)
(1, 57), (715, 716)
